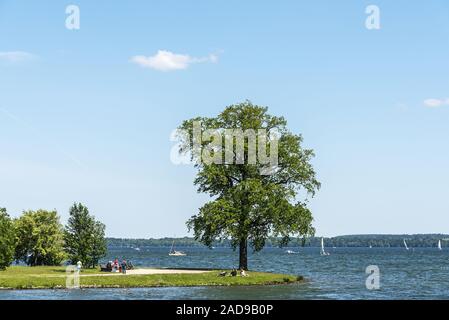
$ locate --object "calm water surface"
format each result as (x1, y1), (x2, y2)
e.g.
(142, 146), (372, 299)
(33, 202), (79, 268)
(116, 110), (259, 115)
(1, 247), (448, 300)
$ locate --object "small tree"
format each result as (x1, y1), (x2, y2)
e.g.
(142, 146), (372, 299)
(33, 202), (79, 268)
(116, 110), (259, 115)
(14, 210), (66, 266)
(0, 208), (15, 270)
(90, 221), (107, 268)
(64, 203), (107, 268)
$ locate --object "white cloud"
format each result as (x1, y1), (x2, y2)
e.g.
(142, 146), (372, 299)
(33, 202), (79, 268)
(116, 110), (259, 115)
(423, 98), (449, 108)
(0, 51), (36, 63)
(130, 50), (218, 71)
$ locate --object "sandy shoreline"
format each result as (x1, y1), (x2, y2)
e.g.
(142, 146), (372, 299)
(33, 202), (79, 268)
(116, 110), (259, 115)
(1, 268), (210, 279)
(81, 268), (209, 277)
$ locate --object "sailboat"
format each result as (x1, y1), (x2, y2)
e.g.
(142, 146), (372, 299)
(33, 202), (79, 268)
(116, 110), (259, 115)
(286, 249), (297, 254)
(403, 239), (409, 251)
(438, 240), (442, 251)
(169, 240), (186, 256)
(320, 237), (330, 256)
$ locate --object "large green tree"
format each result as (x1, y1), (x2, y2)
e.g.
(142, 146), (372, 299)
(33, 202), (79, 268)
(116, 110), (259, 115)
(178, 101), (320, 270)
(64, 203), (107, 268)
(14, 210), (66, 266)
(0, 208), (15, 270)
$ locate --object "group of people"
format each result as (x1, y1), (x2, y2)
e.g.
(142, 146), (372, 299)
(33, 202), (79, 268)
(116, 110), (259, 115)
(102, 259), (133, 274)
(219, 268), (248, 277)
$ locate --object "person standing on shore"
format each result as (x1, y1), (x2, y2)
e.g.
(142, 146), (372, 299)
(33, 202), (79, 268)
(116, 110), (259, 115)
(121, 260), (127, 274)
(76, 261), (82, 273)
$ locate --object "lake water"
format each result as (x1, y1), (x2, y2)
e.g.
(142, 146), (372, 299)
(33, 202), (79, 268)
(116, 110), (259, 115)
(1, 247), (449, 300)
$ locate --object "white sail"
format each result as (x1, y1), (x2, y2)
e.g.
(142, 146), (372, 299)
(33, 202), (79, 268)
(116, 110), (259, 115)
(320, 237), (329, 256)
(169, 240), (186, 256)
(403, 239), (409, 250)
(438, 240), (442, 250)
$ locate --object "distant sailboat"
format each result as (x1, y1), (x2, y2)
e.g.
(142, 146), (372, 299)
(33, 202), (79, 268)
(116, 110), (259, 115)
(320, 237), (330, 256)
(169, 240), (186, 256)
(286, 250), (297, 254)
(438, 240), (442, 251)
(403, 239), (409, 251)
(369, 245), (373, 249)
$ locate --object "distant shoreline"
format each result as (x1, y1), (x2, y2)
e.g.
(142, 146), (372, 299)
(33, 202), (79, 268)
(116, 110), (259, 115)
(106, 234), (449, 248)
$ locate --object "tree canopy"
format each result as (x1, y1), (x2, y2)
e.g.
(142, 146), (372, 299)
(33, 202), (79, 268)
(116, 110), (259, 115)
(0, 208), (15, 270)
(178, 101), (320, 269)
(64, 203), (107, 268)
(14, 210), (66, 266)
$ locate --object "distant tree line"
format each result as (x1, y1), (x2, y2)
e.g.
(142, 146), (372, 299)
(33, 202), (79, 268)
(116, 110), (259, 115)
(106, 234), (449, 249)
(318, 234), (449, 248)
(0, 203), (107, 270)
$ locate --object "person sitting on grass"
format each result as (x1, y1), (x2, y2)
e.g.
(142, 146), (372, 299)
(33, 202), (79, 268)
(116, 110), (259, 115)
(240, 269), (248, 277)
(219, 271), (227, 277)
(230, 269), (237, 277)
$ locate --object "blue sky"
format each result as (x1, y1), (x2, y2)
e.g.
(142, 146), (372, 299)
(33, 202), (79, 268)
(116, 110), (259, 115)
(1, 1), (448, 238)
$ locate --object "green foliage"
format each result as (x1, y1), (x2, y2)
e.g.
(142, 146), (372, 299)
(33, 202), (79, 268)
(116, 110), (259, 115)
(64, 203), (107, 268)
(14, 210), (66, 266)
(178, 101), (320, 269)
(0, 208), (15, 270)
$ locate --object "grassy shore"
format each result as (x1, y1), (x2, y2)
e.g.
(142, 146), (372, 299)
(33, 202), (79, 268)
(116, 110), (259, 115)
(0, 266), (302, 290)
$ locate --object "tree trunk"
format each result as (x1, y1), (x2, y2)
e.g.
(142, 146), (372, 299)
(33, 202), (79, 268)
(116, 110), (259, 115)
(239, 238), (248, 270)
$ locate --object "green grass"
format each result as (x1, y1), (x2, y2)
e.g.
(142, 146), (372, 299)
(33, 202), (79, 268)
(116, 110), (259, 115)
(0, 266), (302, 289)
